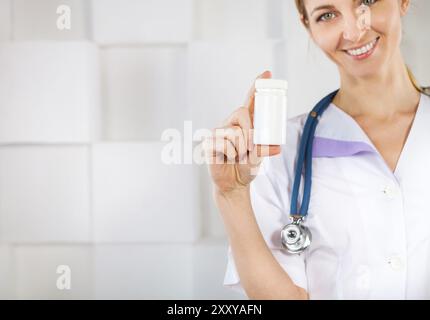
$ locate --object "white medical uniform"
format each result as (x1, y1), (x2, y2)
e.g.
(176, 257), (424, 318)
(223, 92), (430, 300)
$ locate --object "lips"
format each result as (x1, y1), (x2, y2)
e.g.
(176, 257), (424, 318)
(343, 36), (380, 60)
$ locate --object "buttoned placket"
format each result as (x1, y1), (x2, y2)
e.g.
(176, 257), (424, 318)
(313, 100), (420, 299)
(376, 173), (408, 299)
(346, 124), (409, 299)
(368, 94), (425, 299)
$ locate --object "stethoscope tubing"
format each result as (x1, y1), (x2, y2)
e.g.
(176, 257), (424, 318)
(289, 89), (340, 219)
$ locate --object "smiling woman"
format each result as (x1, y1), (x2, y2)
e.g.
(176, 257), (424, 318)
(295, 0), (426, 93)
(213, 0), (430, 300)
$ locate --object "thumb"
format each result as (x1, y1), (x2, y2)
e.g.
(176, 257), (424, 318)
(259, 70), (272, 79)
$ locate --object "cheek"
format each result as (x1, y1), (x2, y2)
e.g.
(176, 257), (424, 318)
(313, 29), (341, 54)
(371, 9), (402, 44)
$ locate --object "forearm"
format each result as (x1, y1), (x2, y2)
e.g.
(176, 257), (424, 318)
(214, 187), (308, 300)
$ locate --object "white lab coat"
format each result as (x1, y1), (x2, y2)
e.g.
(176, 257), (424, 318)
(223, 92), (430, 299)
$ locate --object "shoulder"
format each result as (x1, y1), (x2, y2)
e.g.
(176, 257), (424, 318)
(287, 112), (308, 129)
(284, 112), (309, 151)
(284, 112), (308, 146)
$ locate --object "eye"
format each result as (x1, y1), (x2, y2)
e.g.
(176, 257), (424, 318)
(361, 0), (377, 6)
(317, 12), (336, 22)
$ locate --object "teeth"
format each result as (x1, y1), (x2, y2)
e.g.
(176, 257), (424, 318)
(347, 38), (378, 56)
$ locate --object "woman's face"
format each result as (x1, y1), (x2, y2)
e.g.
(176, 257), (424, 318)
(303, 0), (410, 78)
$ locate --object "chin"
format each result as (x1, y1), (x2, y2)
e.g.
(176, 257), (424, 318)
(336, 52), (385, 80)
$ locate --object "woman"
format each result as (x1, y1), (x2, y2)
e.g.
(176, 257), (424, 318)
(204, 0), (430, 299)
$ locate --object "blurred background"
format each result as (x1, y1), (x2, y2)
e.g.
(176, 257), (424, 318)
(0, 0), (428, 299)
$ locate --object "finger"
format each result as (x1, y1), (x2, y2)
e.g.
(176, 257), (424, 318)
(222, 107), (253, 152)
(248, 144), (281, 167)
(205, 138), (234, 165)
(257, 145), (282, 157)
(213, 126), (247, 161)
(223, 107), (251, 131)
(203, 136), (237, 165)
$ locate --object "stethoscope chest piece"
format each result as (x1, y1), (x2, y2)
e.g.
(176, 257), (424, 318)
(281, 90), (338, 254)
(281, 217), (312, 254)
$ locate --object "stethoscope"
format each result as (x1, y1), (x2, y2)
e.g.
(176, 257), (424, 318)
(281, 89), (340, 254)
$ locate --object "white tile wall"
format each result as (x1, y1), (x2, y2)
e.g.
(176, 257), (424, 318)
(0, 0), (11, 41)
(193, 238), (245, 300)
(94, 244), (194, 299)
(402, 0), (430, 86)
(94, 240), (245, 299)
(199, 165), (226, 238)
(92, 143), (201, 243)
(12, 0), (91, 41)
(13, 245), (93, 299)
(187, 40), (279, 132)
(194, 0), (283, 41)
(92, 0), (193, 45)
(0, 146), (91, 243)
(4, 240), (239, 300)
(101, 46), (188, 141)
(0, 42), (101, 143)
(0, 245), (13, 299)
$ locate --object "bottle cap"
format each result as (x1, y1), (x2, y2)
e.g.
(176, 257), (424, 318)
(255, 79), (288, 91)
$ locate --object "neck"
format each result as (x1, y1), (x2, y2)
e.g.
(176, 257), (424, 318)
(333, 50), (421, 120)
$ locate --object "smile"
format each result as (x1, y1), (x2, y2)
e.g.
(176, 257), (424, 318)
(343, 36), (380, 60)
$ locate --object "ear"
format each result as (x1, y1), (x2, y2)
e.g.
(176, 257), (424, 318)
(300, 14), (309, 28)
(300, 14), (313, 37)
(399, 0), (410, 17)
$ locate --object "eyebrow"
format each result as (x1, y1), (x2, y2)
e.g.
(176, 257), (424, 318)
(310, 4), (335, 17)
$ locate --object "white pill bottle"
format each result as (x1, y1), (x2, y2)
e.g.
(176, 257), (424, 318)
(253, 79), (288, 146)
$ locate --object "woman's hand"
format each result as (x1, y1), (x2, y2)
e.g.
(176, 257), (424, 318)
(204, 71), (282, 197)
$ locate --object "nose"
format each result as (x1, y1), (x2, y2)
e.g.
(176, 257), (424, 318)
(342, 11), (361, 43)
(343, 5), (371, 43)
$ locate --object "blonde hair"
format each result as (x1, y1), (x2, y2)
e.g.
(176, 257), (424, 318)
(294, 0), (428, 95)
(295, 0), (309, 27)
(407, 65), (427, 94)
